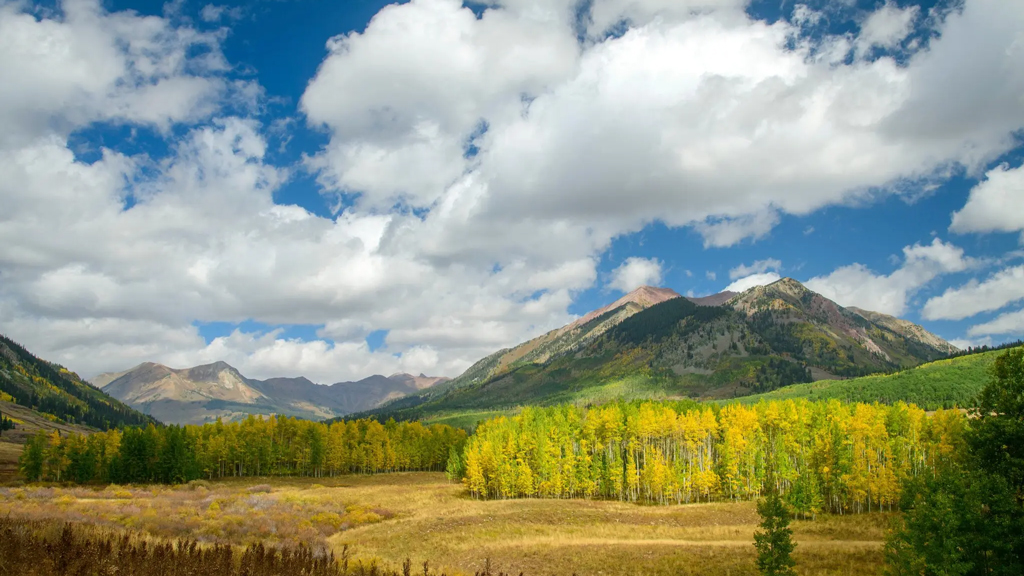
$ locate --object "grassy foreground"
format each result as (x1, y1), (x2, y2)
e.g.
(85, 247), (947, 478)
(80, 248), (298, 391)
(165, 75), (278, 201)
(0, 473), (888, 576)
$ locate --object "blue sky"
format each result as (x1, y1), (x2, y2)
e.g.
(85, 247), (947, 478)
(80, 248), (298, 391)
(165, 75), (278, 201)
(1, 0), (1022, 383)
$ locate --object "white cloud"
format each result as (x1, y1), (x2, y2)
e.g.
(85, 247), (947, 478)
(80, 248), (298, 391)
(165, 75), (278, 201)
(706, 271), (717, 281)
(608, 257), (663, 292)
(303, 0), (1024, 252)
(948, 337), (987, 350)
(858, 1), (919, 51)
(967, 308), (1024, 337)
(725, 272), (781, 293)
(0, 0), (233, 148)
(730, 258), (782, 280)
(805, 239), (974, 316)
(922, 265), (1024, 320)
(200, 4), (242, 22)
(950, 163), (1024, 242)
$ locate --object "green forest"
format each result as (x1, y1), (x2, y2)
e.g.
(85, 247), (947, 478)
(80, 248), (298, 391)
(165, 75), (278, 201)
(19, 415), (466, 484)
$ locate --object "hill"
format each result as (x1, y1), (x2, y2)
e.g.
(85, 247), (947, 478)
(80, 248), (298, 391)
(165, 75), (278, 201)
(0, 333), (156, 430)
(0, 399), (96, 480)
(738, 345), (1015, 409)
(96, 361), (448, 424)
(363, 279), (957, 423)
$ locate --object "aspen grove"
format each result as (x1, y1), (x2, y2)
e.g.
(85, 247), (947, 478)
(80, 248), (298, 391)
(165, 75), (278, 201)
(451, 399), (965, 514)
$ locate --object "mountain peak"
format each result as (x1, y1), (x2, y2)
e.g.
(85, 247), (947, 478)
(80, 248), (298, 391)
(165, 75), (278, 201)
(624, 285), (682, 305)
(570, 285), (681, 330)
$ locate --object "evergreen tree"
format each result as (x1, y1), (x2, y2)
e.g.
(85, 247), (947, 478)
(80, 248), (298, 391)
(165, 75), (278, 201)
(970, 347), (1024, 497)
(884, 347), (1024, 576)
(754, 487), (797, 576)
(0, 409), (14, 436)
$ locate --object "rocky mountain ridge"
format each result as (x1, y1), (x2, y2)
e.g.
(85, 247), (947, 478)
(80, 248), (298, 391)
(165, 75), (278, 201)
(94, 363), (448, 425)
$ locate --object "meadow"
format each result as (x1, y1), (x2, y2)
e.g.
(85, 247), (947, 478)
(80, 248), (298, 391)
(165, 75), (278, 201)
(0, 472), (889, 576)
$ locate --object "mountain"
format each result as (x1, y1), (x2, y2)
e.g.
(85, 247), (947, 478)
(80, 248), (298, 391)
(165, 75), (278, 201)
(0, 333), (156, 430)
(363, 279), (957, 423)
(394, 285), (684, 404)
(95, 362), (449, 424)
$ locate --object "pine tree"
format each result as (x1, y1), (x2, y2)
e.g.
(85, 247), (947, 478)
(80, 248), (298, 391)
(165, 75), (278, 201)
(0, 409), (14, 436)
(754, 487), (797, 576)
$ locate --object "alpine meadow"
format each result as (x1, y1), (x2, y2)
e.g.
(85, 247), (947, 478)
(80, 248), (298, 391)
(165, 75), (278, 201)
(3, 0), (1024, 575)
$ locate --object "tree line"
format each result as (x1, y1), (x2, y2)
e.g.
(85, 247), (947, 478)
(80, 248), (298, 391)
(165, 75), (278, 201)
(449, 398), (964, 514)
(19, 414), (466, 484)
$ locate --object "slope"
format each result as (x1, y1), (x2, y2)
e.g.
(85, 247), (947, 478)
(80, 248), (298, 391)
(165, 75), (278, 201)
(739, 345), (1015, 409)
(377, 286), (684, 413)
(0, 333), (156, 430)
(0, 399), (95, 480)
(365, 279), (956, 423)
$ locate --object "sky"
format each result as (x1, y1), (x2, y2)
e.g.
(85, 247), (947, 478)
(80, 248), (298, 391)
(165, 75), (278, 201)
(1, 0), (1023, 384)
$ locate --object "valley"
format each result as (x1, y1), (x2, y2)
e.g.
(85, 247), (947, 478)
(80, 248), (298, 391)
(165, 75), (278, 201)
(0, 281), (1015, 576)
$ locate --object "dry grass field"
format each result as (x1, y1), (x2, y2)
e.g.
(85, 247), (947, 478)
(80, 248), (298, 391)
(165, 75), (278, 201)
(0, 473), (889, 576)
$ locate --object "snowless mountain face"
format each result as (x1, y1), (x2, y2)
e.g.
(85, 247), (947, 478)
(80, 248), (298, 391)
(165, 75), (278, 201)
(93, 362), (448, 425)
(362, 279), (959, 421)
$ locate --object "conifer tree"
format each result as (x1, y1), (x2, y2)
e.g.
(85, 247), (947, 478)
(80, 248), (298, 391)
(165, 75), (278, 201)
(0, 409), (14, 435)
(754, 483), (797, 576)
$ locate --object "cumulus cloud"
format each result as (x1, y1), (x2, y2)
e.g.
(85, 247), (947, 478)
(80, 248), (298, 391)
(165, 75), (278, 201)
(805, 239), (974, 316)
(0, 0), (233, 148)
(730, 258), (782, 280)
(950, 163), (1024, 242)
(608, 257), (663, 292)
(858, 1), (919, 51)
(967, 308), (1024, 337)
(5, 0), (1024, 383)
(303, 0), (1024, 252)
(725, 272), (781, 293)
(922, 265), (1024, 321)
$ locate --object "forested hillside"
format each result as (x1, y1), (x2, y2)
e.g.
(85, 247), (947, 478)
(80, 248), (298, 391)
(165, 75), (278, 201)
(452, 399), (963, 514)
(740, 345), (1018, 409)
(19, 414), (466, 484)
(0, 334), (156, 430)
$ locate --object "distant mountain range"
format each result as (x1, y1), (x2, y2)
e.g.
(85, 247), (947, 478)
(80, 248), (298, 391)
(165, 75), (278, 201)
(361, 278), (958, 422)
(91, 362), (448, 425)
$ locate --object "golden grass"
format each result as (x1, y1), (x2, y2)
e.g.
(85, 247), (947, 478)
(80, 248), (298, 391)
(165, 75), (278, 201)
(0, 479), (392, 549)
(0, 473), (890, 576)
